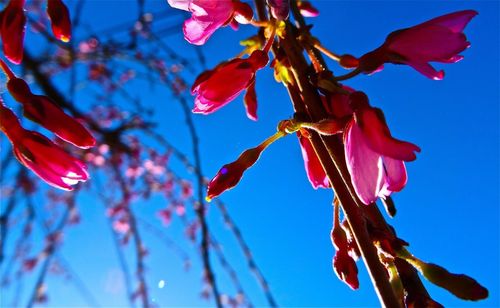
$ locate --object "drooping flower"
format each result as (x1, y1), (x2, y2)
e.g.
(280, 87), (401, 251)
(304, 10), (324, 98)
(0, 103), (89, 191)
(167, 0), (253, 45)
(355, 10), (477, 80)
(344, 92), (420, 204)
(46, 0), (72, 43)
(0, 0), (26, 64)
(192, 50), (268, 120)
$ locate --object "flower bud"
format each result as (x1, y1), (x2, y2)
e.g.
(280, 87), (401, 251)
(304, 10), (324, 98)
(339, 54), (359, 69)
(233, 1), (254, 24)
(267, 0), (289, 21)
(207, 144), (264, 200)
(47, 0), (72, 42)
(0, 0), (26, 64)
(297, 1), (319, 17)
(333, 250), (359, 290)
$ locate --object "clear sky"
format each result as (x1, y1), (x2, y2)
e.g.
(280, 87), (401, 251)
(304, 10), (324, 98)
(1, 1), (498, 307)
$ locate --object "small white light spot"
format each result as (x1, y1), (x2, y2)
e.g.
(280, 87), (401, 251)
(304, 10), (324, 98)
(158, 280), (165, 289)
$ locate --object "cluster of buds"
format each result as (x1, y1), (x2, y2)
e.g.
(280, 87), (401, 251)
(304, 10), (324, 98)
(0, 0), (72, 64)
(0, 1), (94, 190)
(168, 0), (487, 306)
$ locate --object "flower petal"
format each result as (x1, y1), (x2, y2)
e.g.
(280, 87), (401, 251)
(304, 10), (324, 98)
(243, 79), (258, 121)
(376, 156), (407, 199)
(356, 107), (420, 161)
(344, 121), (380, 204)
(298, 135), (329, 189)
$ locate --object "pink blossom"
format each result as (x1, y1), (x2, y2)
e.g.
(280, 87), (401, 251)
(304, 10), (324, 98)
(344, 92), (420, 204)
(192, 50), (268, 120)
(357, 10), (477, 80)
(0, 103), (89, 191)
(167, 0), (253, 45)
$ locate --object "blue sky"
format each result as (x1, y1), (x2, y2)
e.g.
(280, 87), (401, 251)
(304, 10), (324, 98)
(1, 1), (498, 307)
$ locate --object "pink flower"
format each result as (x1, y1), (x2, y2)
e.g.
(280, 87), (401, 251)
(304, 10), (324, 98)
(167, 0), (253, 45)
(0, 0), (26, 64)
(1, 67), (96, 149)
(47, 0), (72, 43)
(344, 92), (420, 204)
(357, 10), (477, 80)
(0, 103), (89, 191)
(192, 50), (268, 120)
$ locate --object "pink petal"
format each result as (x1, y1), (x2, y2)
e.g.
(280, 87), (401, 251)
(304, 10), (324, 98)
(344, 121), (380, 204)
(243, 79), (258, 121)
(356, 107), (421, 161)
(407, 62), (444, 80)
(376, 156), (407, 199)
(167, 0), (191, 11)
(419, 10), (478, 33)
(183, 17), (218, 46)
(298, 135), (329, 189)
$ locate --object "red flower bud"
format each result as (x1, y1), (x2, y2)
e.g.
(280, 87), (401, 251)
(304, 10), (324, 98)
(0, 103), (89, 191)
(333, 250), (359, 290)
(0, 0), (26, 64)
(207, 145), (264, 200)
(339, 54), (359, 69)
(47, 0), (72, 43)
(5, 75), (95, 149)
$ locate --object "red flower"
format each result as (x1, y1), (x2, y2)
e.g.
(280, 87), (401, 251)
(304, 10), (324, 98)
(0, 103), (89, 191)
(357, 10), (477, 80)
(47, 0), (72, 43)
(0, 0), (26, 64)
(0, 60), (95, 148)
(192, 50), (268, 120)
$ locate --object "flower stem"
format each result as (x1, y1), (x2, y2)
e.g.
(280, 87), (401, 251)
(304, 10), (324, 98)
(313, 43), (341, 61)
(253, 1), (402, 306)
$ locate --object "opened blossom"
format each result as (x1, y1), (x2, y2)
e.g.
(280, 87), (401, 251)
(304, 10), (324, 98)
(0, 0), (26, 64)
(47, 0), (72, 42)
(344, 92), (420, 204)
(192, 50), (268, 120)
(352, 10), (477, 80)
(0, 103), (89, 191)
(167, 0), (253, 45)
